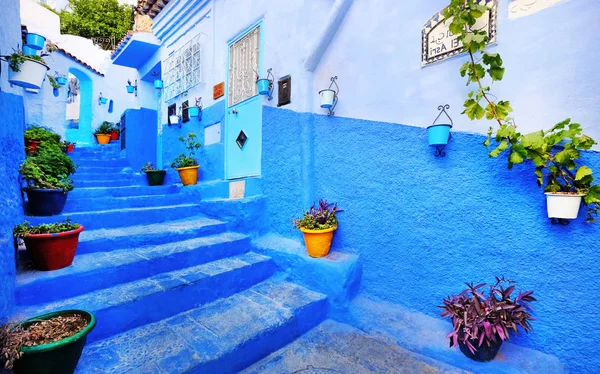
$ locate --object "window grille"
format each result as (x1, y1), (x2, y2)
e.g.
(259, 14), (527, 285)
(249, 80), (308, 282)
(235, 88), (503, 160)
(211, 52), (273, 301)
(228, 26), (260, 107)
(163, 34), (202, 101)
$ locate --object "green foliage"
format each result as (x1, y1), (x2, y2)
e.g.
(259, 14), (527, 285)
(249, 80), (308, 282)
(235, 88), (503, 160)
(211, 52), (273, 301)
(7, 50), (45, 72)
(59, 0), (133, 49)
(24, 126), (61, 144)
(94, 121), (113, 135)
(19, 141), (77, 192)
(47, 75), (61, 89)
(141, 162), (159, 172)
(13, 219), (80, 239)
(171, 133), (201, 169)
(445, 0), (600, 222)
(292, 199), (342, 230)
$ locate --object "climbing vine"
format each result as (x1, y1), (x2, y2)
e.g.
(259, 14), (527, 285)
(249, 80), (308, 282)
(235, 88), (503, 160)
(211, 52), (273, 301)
(445, 0), (600, 222)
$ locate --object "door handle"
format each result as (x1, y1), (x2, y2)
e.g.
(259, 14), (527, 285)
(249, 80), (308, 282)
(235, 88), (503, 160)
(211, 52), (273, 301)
(230, 108), (238, 114)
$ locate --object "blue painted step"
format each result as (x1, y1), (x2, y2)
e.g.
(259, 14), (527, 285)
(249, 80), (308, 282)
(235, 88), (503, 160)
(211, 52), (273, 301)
(76, 280), (328, 373)
(26, 204), (204, 230)
(75, 216), (226, 254)
(17, 252), (276, 343)
(76, 166), (130, 173)
(73, 178), (134, 188)
(69, 184), (180, 199)
(71, 172), (133, 181)
(16, 232), (251, 305)
(64, 193), (187, 213)
(73, 158), (129, 167)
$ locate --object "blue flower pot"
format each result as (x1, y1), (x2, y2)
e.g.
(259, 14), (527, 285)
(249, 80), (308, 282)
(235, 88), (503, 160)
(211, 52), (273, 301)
(57, 77), (68, 86)
(154, 79), (163, 89)
(189, 106), (200, 117)
(100, 97), (108, 104)
(26, 33), (46, 50)
(126, 85), (135, 94)
(22, 45), (38, 56)
(257, 79), (270, 95)
(25, 189), (68, 216)
(427, 124), (452, 145)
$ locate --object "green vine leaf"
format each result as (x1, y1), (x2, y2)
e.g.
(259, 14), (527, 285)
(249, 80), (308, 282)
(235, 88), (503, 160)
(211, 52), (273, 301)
(463, 99), (485, 120)
(575, 166), (593, 181)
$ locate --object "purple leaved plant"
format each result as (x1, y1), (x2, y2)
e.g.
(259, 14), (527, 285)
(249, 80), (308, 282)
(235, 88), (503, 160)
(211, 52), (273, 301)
(292, 199), (343, 230)
(440, 276), (536, 355)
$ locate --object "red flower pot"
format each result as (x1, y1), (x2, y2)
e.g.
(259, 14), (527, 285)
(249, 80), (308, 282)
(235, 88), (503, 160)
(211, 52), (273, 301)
(25, 139), (40, 155)
(110, 130), (119, 141)
(23, 226), (84, 271)
(67, 143), (74, 153)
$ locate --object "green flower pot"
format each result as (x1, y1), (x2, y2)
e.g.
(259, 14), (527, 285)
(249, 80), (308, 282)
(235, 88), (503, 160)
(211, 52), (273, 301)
(145, 170), (166, 186)
(14, 310), (96, 374)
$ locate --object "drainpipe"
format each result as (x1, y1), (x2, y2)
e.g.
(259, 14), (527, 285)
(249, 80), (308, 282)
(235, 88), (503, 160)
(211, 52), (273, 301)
(300, 0), (353, 206)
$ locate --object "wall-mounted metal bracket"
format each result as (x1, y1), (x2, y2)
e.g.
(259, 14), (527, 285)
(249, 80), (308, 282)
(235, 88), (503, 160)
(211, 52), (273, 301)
(550, 218), (570, 226)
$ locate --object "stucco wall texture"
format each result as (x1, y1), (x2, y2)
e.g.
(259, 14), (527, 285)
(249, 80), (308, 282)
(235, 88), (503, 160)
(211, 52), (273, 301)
(262, 106), (600, 373)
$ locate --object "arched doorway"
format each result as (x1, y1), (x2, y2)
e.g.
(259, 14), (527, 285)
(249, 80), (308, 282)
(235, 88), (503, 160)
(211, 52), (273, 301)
(65, 67), (93, 145)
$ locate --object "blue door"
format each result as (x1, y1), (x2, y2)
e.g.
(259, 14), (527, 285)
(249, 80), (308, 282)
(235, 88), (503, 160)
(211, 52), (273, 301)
(225, 24), (262, 179)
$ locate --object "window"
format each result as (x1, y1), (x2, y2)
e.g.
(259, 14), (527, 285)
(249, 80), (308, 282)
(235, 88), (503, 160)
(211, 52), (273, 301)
(163, 34), (202, 101)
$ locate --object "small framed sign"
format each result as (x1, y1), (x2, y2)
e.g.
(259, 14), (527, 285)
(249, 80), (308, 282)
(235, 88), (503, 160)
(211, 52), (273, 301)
(213, 82), (224, 99)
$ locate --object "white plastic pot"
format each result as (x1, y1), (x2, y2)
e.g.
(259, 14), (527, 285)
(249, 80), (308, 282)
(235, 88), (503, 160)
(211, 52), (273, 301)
(319, 89), (336, 108)
(8, 59), (49, 90)
(169, 115), (179, 125)
(545, 193), (585, 219)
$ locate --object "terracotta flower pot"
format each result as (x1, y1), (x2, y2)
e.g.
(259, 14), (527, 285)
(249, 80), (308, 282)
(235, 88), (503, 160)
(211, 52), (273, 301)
(25, 139), (40, 155)
(110, 130), (119, 141)
(299, 226), (337, 258)
(22, 225), (84, 271)
(95, 134), (111, 144)
(176, 166), (199, 186)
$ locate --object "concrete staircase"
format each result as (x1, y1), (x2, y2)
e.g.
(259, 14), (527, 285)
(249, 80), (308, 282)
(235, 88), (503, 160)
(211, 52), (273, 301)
(16, 145), (328, 373)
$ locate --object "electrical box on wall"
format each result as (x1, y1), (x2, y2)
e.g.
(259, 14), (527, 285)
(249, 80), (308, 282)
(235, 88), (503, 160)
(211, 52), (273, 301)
(277, 75), (291, 107)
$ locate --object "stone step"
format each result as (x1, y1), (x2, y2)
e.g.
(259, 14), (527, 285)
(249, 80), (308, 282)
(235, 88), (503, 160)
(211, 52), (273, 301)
(64, 193), (187, 213)
(25, 204), (204, 230)
(71, 172), (133, 181)
(75, 216), (227, 254)
(17, 252), (277, 343)
(73, 158), (129, 167)
(68, 184), (180, 199)
(16, 232), (250, 305)
(76, 165), (131, 174)
(73, 178), (135, 188)
(75, 280), (328, 373)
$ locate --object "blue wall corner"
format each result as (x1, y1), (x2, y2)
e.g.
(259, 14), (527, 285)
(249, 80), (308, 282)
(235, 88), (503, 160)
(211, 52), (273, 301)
(123, 107), (159, 168)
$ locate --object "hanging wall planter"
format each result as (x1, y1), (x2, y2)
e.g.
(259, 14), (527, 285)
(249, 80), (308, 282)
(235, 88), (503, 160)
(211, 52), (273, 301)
(545, 192), (585, 220)
(126, 85), (135, 94)
(188, 97), (203, 119)
(8, 58), (50, 90)
(25, 33), (46, 50)
(125, 79), (137, 96)
(256, 68), (274, 100)
(427, 104), (453, 157)
(57, 77), (67, 86)
(22, 45), (37, 56)
(319, 76), (339, 116)
(169, 115), (180, 125)
(154, 79), (163, 89)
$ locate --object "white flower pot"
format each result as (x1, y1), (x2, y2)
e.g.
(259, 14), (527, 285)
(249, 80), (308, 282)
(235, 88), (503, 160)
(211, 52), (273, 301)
(319, 89), (336, 108)
(545, 193), (585, 219)
(169, 115), (179, 125)
(8, 59), (49, 90)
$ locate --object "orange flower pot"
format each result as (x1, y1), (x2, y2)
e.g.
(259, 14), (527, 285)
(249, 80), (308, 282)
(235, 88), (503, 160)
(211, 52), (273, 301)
(300, 226), (336, 258)
(95, 134), (111, 144)
(176, 165), (199, 186)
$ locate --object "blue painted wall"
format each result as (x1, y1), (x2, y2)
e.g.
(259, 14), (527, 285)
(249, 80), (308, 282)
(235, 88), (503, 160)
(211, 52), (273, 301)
(0, 92), (26, 319)
(262, 106), (600, 373)
(161, 100), (225, 183)
(123, 108), (158, 169)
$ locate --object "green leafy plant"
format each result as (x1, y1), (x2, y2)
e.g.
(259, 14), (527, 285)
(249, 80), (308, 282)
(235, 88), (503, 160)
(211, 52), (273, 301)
(109, 122), (120, 135)
(94, 121), (113, 135)
(141, 162), (159, 172)
(171, 133), (201, 169)
(24, 126), (61, 144)
(13, 219), (80, 239)
(19, 141), (77, 192)
(293, 199), (342, 230)
(445, 0), (600, 222)
(6, 50), (45, 72)
(47, 75), (60, 89)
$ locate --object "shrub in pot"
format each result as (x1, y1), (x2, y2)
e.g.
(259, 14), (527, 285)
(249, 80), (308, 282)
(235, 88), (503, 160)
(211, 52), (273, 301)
(0, 309), (96, 374)
(445, 1), (600, 222)
(141, 162), (166, 186)
(109, 122), (120, 140)
(5, 49), (49, 90)
(171, 133), (201, 186)
(293, 199), (342, 258)
(93, 122), (113, 144)
(14, 220), (84, 271)
(20, 141), (77, 216)
(24, 126), (61, 155)
(440, 277), (535, 362)
(61, 141), (75, 154)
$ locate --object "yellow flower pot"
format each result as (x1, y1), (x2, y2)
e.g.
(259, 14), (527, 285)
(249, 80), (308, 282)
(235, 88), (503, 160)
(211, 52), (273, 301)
(176, 165), (199, 186)
(300, 226), (337, 258)
(95, 134), (111, 144)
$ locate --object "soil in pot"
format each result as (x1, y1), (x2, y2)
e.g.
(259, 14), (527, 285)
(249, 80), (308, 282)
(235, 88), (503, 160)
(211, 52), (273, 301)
(13, 310), (96, 374)
(145, 170), (166, 186)
(25, 189), (68, 216)
(23, 225), (84, 271)
(458, 338), (502, 362)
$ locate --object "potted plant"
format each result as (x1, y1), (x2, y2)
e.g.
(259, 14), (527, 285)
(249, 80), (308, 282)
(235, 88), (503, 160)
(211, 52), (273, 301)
(189, 97), (203, 119)
(440, 277), (536, 362)
(445, 1), (600, 222)
(14, 219), (84, 271)
(61, 141), (75, 154)
(93, 122), (113, 144)
(4, 49), (50, 90)
(55, 72), (68, 86)
(152, 72), (163, 89)
(141, 162), (166, 186)
(0, 310), (96, 374)
(20, 141), (77, 216)
(292, 199), (342, 258)
(24, 126), (61, 155)
(109, 123), (120, 141)
(126, 79), (135, 94)
(171, 133), (201, 186)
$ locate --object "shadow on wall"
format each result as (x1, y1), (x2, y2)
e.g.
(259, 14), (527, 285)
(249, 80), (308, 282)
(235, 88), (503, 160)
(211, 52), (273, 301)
(66, 67), (93, 145)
